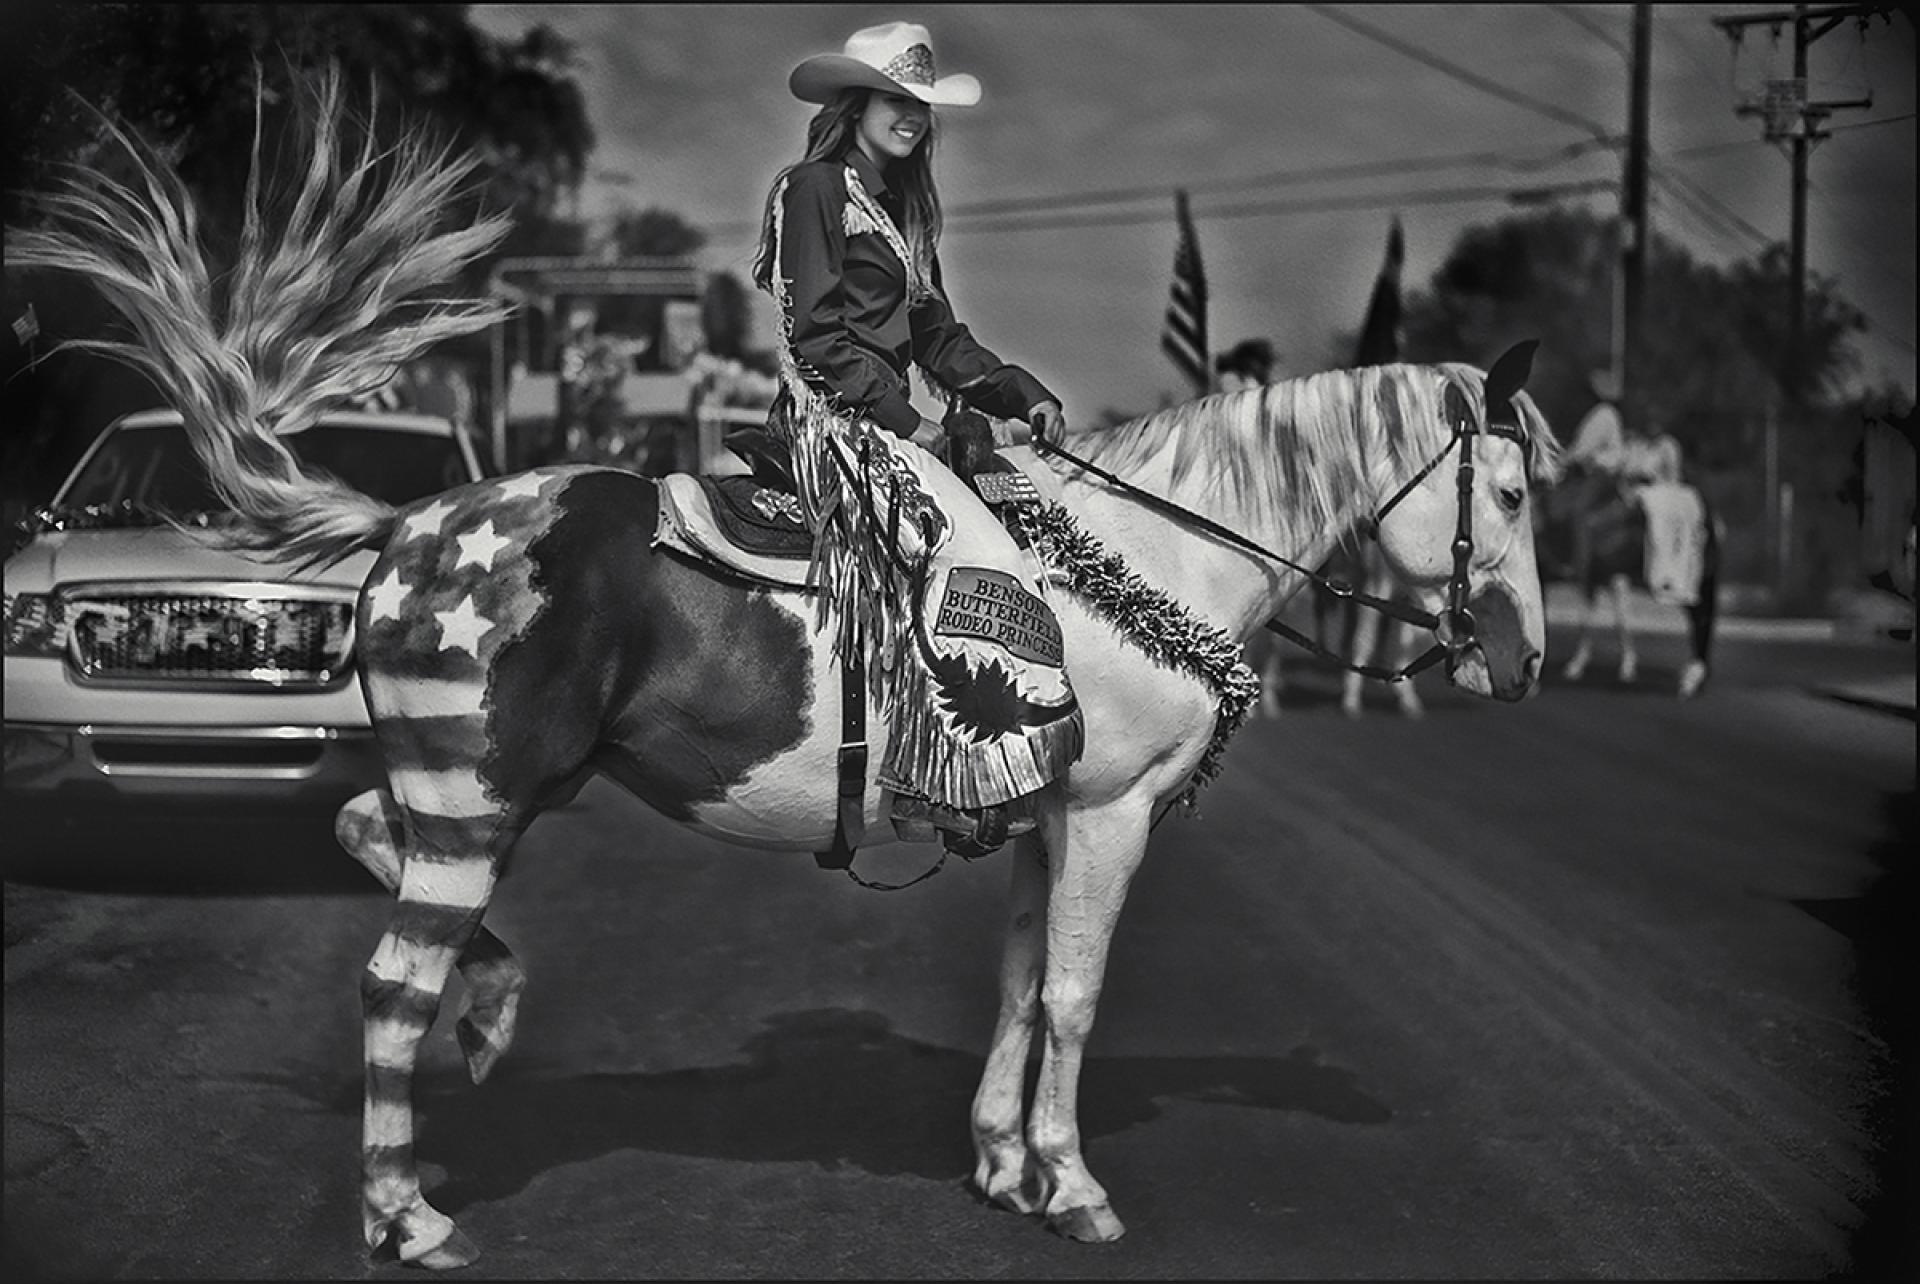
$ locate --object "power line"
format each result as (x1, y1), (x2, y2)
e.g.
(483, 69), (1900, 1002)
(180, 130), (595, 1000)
(1829, 110), (1916, 131)
(1649, 168), (1768, 252)
(939, 181), (1618, 238)
(1652, 162), (1773, 246)
(1305, 3), (1616, 141)
(704, 137), (1625, 240)
(1545, 3), (1630, 61)
(939, 137), (1622, 220)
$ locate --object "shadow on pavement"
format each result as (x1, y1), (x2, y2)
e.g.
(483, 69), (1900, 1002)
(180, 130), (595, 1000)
(3, 803), (379, 897)
(1795, 788), (1917, 1282)
(279, 1007), (1393, 1217)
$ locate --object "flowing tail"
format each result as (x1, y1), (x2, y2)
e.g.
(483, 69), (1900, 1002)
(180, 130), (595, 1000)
(6, 66), (512, 570)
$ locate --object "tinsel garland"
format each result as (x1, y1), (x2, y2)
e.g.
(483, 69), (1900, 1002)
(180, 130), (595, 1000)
(1012, 500), (1261, 812)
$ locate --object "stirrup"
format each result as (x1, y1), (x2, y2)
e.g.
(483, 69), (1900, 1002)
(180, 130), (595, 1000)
(889, 794), (1034, 856)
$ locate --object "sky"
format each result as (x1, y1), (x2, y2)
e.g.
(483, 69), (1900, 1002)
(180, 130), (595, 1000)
(470, 3), (1916, 425)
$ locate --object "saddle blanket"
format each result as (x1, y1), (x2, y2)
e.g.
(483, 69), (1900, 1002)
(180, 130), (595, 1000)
(652, 474), (817, 591)
(1638, 481), (1707, 607)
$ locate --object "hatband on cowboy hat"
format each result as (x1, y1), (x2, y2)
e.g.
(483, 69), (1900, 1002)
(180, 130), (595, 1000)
(789, 21), (982, 107)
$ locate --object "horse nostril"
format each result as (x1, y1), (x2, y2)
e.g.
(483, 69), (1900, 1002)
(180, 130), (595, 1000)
(1521, 650), (1541, 686)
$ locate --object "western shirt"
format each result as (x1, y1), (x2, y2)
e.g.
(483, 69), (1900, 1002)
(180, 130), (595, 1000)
(773, 149), (1056, 436)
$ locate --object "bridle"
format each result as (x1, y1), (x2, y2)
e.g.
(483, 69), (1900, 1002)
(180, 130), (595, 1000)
(1031, 387), (1534, 684)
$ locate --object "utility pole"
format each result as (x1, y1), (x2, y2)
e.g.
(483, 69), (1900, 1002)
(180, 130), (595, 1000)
(1711, 3), (1889, 403)
(1620, 3), (1651, 435)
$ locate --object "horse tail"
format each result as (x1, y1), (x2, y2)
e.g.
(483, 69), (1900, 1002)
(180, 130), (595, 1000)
(7, 66), (511, 571)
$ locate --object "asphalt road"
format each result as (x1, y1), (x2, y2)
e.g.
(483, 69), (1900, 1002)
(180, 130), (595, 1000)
(5, 623), (1914, 1280)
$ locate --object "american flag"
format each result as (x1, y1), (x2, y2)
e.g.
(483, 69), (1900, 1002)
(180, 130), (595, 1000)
(1354, 216), (1405, 367)
(1159, 189), (1209, 396)
(11, 303), (39, 347)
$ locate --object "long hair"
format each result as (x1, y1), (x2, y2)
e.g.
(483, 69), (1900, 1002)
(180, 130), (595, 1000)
(6, 65), (511, 570)
(752, 89), (942, 301)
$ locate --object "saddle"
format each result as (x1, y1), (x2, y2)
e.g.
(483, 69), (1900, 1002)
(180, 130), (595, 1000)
(654, 416), (1038, 586)
(650, 412), (1052, 871)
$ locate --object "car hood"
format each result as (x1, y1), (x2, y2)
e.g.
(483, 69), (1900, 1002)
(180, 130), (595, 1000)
(7, 527), (377, 593)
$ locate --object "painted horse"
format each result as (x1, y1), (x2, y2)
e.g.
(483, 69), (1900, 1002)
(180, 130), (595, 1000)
(11, 78), (1562, 1267)
(1536, 462), (1721, 698)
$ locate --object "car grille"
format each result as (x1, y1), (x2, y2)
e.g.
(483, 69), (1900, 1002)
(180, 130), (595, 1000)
(66, 589), (356, 688)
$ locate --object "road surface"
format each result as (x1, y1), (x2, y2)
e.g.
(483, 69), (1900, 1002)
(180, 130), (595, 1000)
(5, 622), (1913, 1278)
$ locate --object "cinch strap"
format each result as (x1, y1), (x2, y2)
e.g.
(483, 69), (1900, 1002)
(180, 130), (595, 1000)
(814, 642), (867, 869)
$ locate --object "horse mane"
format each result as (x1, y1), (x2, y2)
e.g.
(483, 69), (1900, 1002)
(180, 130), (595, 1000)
(1055, 363), (1560, 549)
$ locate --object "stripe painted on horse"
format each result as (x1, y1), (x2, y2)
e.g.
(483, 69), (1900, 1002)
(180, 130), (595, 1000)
(388, 766), (496, 819)
(397, 857), (494, 908)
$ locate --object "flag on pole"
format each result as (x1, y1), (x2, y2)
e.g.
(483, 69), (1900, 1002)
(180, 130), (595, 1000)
(1159, 189), (1209, 395)
(11, 303), (40, 348)
(1353, 216), (1405, 367)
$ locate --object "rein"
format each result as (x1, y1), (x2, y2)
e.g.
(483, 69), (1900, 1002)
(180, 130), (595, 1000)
(1029, 413), (1523, 683)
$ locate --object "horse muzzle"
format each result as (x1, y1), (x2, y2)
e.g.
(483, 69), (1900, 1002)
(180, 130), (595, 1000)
(1442, 585), (1541, 702)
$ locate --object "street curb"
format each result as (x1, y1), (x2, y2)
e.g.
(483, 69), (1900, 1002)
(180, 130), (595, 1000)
(1812, 678), (1918, 721)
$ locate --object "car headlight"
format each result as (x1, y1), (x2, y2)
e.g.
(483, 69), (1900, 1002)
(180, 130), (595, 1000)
(4, 592), (69, 657)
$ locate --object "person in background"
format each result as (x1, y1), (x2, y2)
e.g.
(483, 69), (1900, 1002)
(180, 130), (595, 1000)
(1213, 338), (1276, 394)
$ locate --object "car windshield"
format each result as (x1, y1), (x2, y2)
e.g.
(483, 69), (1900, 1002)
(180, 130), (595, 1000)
(60, 421), (475, 515)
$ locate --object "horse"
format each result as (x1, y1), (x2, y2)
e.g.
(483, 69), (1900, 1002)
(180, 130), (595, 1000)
(11, 78), (1563, 1268)
(1536, 463), (1720, 698)
(1244, 541), (1430, 720)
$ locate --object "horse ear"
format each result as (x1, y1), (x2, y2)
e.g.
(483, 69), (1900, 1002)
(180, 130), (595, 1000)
(1484, 339), (1539, 409)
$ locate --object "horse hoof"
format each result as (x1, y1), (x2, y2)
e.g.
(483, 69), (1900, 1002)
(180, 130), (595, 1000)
(413, 1228), (481, 1271)
(1049, 1202), (1126, 1243)
(1677, 661), (1707, 699)
(1618, 655), (1638, 684)
(457, 1017), (508, 1084)
(1400, 701), (1425, 720)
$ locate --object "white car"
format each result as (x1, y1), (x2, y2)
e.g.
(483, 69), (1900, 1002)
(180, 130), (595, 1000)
(4, 408), (484, 813)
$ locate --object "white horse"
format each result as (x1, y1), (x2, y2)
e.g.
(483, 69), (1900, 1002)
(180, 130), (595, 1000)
(12, 76), (1562, 1266)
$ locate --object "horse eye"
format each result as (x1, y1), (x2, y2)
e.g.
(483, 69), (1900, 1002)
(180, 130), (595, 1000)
(1498, 484), (1525, 513)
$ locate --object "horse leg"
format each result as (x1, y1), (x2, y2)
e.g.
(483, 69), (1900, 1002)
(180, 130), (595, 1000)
(1609, 573), (1638, 683)
(1679, 517), (1719, 699)
(358, 774), (523, 1269)
(970, 833), (1051, 1214)
(1260, 646), (1284, 718)
(1390, 622), (1426, 718)
(335, 789), (527, 1084)
(1561, 582), (1595, 681)
(1026, 795), (1153, 1243)
(1341, 597), (1385, 718)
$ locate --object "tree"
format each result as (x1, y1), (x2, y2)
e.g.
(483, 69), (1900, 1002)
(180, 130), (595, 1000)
(1391, 205), (1867, 470)
(3, 2), (593, 234)
(609, 207), (707, 260)
(1, 3), (595, 505)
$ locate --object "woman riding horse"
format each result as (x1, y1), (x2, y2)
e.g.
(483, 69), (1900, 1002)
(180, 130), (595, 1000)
(752, 20), (1080, 855)
(1547, 370), (1715, 696)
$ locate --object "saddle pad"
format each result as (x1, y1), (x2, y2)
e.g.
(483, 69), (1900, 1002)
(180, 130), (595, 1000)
(652, 474), (817, 591)
(1638, 482), (1706, 607)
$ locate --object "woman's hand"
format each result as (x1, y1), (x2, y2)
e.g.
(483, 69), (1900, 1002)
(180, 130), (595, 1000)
(1029, 400), (1065, 445)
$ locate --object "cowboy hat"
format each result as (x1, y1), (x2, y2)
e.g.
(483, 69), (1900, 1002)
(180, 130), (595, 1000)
(789, 21), (982, 107)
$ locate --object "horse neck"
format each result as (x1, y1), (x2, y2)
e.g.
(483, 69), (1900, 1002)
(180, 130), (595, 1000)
(1046, 379), (1387, 641)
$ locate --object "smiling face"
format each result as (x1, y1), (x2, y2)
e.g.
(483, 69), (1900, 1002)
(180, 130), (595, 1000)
(854, 90), (932, 165)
